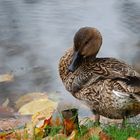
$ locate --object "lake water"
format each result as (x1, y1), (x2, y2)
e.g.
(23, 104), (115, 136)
(0, 0), (139, 115)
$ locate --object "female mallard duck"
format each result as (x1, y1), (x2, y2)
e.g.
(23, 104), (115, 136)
(59, 27), (140, 124)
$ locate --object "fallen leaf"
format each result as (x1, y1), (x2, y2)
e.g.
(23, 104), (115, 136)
(41, 117), (52, 128)
(35, 127), (44, 139)
(18, 98), (57, 115)
(81, 127), (102, 140)
(127, 137), (137, 140)
(18, 98), (57, 128)
(44, 134), (67, 140)
(0, 131), (13, 140)
(5, 128), (31, 140)
(0, 106), (14, 119)
(0, 117), (30, 131)
(15, 92), (48, 109)
(99, 131), (112, 140)
(63, 119), (77, 135)
(2, 98), (10, 107)
(53, 117), (62, 126)
(0, 74), (13, 82)
(68, 130), (77, 140)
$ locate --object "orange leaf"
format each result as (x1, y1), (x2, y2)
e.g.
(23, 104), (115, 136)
(63, 119), (76, 135)
(41, 116), (52, 128)
(55, 117), (62, 126)
(0, 132), (12, 140)
(50, 117), (62, 127)
(127, 137), (137, 140)
(99, 131), (112, 140)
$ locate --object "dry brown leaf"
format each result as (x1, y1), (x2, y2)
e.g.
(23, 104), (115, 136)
(0, 131), (13, 140)
(127, 137), (137, 140)
(99, 131), (112, 140)
(63, 119), (77, 136)
(53, 134), (67, 140)
(0, 106), (15, 120)
(89, 127), (102, 136)
(8, 129), (31, 140)
(0, 117), (30, 131)
(82, 127), (102, 140)
(44, 134), (67, 140)
(51, 117), (62, 126)
(68, 130), (77, 140)
(0, 74), (14, 83)
(15, 92), (48, 109)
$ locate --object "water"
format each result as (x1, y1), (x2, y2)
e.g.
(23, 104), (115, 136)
(0, 0), (139, 113)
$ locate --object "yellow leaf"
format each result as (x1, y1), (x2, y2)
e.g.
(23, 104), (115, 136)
(127, 137), (137, 140)
(18, 98), (57, 126)
(18, 98), (57, 115)
(34, 127), (44, 138)
(15, 92), (48, 109)
(0, 74), (13, 82)
(68, 130), (77, 140)
(2, 98), (10, 107)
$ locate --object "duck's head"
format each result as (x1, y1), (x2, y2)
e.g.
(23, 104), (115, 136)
(68, 27), (102, 72)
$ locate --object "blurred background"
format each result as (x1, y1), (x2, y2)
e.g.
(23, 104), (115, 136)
(0, 0), (139, 115)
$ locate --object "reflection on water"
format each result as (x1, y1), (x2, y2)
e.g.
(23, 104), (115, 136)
(0, 0), (139, 109)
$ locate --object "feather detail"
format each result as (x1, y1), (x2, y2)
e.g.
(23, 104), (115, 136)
(112, 90), (130, 98)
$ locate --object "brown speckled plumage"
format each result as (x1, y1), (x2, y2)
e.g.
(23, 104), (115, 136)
(59, 27), (140, 120)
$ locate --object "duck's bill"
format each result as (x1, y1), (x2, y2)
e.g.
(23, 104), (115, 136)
(68, 51), (82, 72)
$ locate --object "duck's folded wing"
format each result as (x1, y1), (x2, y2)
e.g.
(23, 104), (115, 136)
(65, 58), (140, 93)
(89, 58), (140, 78)
(80, 58), (140, 85)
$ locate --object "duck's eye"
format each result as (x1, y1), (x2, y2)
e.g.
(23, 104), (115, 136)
(85, 40), (89, 45)
(84, 37), (92, 45)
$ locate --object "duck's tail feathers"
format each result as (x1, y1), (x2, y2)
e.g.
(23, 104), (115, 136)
(132, 92), (140, 102)
(125, 76), (140, 87)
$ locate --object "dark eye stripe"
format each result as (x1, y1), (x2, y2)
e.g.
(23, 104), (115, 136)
(84, 36), (92, 45)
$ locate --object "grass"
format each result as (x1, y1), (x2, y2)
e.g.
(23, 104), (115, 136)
(21, 120), (140, 140)
(75, 118), (140, 140)
(44, 125), (63, 137)
(89, 135), (100, 140)
(1, 115), (140, 140)
(104, 123), (140, 140)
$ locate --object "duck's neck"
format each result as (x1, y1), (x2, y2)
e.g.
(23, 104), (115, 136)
(83, 55), (97, 62)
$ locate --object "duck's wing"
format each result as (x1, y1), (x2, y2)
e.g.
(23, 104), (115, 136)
(70, 58), (140, 93)
(87, 58), (140, 78)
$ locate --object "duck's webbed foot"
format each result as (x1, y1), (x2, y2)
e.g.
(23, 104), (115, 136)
(92, 109), (100, 126)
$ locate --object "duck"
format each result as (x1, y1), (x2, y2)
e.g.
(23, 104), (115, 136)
(59, 27), (140, 124)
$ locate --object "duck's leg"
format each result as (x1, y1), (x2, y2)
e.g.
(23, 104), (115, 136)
(122, 116), (127, 127)
(92, 109), (100, 125)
